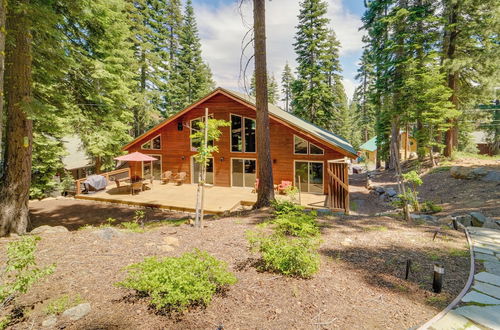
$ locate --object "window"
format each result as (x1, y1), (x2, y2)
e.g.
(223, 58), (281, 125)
(294, 136), (308, 154)
(309, 143), (324, 155)
(231, 115), (242, 152)
(191, 116), (213, 150)
(141, 135), (161, 150)
(244, 118), (256, 152)
(294, 135), (324, 155)
(231, 114), (255, 153)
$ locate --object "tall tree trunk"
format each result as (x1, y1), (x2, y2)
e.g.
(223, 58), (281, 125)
(253, 0), (274, 208)
(0, 0), (6, 165)
(0, 0), (33, 236)
(443, 0), (459, 157)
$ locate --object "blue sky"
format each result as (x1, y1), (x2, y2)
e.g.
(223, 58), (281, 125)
(191, 0), (366, 101)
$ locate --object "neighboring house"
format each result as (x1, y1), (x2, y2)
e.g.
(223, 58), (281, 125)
(359, 132), (417, 164)
(471, 131), (492, 155)
(122, 87), (357, 194)
(61, 136), (93, 179)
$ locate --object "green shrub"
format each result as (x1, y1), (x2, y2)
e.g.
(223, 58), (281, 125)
(271, 199), (304, 216)
(0, 316), (10, 330)
(273, 211), (319, 237)
(116, 250), (237, 311)
(247, 233), (320, 278)
(121, 221), (144, 233)
(44, 294), (83, 315)
(421, 201), (443, 214)
(0, 236), (55, 305)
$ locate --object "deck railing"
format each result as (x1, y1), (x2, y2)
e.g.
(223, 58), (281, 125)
(75, 168), (131, 195)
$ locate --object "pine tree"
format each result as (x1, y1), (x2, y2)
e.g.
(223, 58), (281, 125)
(126, 0), (162, 137)
(249, 72), (279, 105)
(178, 0), (215, 108)
(292, 0), (345, 131)
(281, 63), (294, 112)
(65, 0), (136, 171)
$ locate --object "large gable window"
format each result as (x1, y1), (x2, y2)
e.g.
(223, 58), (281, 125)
(294, 136), (308, 154)
(141, 135), (161, 150)
(294, 135), (324, 155)
(231, 114), (255, 153)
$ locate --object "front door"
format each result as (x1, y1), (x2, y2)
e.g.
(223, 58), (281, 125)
(143, 155), (161, 180)
(294, 161), (324, 194)
(192, 157), (214, 184)
(232, 159), (256, 188)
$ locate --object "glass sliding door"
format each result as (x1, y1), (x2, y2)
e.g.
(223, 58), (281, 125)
(143, 155), (162, 180)
(232, 159), (256, 187)
(192, 157), (214, 184)
(294, 161), (324, 193)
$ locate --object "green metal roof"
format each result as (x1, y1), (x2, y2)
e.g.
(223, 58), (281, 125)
(222, 88), (357, 157)
(359, 136), (377, 152)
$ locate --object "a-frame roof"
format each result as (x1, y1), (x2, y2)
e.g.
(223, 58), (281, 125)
(123, 87), (357, 158)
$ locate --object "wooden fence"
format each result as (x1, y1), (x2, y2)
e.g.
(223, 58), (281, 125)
(75, 168), (130, 195)
(326, 160), (349, 214)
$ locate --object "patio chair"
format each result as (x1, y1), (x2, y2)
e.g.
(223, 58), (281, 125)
(161, 171), (172, 184)
(276, 180), (292, 194)
(131, 181), (144, 195)
(252, 178), (259, 193)
(174, 172), (187, 185)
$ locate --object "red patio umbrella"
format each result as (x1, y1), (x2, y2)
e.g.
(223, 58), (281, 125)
(114, 152), (158, 181)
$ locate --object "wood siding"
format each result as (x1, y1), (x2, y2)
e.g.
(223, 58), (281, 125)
(126, 94), (346, 194)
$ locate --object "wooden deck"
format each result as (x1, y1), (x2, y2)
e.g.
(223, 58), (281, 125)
(75, 181), (328, 215)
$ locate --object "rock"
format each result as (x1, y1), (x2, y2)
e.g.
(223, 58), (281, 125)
(481, 171), (500, 183)
(410, 214), (437, 223)
(62, 303), (91, 321)
(455, 214), (473, 227)
(471, 167), (488, 177)
(438, 216), (453, 225)
(93, 227), (123, 240)
(42, 315), (57, 327)
(163, 236), (179, 246)
(470, 212), (489, 227)
(158, 244), (175, 252)
(450, 166), (475, 179)
(483, 220), (500, 230)
(31, 225), (69, 235)
(341, 238), (353, 246)
(374, 186), (385, 194)
(385, 188), (397, 197)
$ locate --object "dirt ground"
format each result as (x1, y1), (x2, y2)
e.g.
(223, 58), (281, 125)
(366, 156), (500, 220)
(3, 156), (490, 329)
(2, 210), (470, 330)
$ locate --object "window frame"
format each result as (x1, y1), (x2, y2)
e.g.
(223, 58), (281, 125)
(141, 134), (162, 150)
(230, 113), (256, 153)
(309, 142), (324, 155)
(293, 134), (325, 155)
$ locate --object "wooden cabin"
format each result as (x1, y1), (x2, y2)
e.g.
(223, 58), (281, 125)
(359, 132), (417, 165)
(122, 88), (357, 195)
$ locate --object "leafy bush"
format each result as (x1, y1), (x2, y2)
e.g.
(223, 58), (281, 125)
(0, 236), (55, 306)
(0, 316), (10, 330)
(44, 294), (83, 315)
(247, 233), (320, 278)
(421, 201), (443, 214)
(271, 199), (304, 216)
(273, 211), (319, 237)
(121, 221), (144, 233)
(116, 250), (237, 311)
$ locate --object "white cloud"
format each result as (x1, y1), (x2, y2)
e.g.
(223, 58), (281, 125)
(194, 0), (363, 99)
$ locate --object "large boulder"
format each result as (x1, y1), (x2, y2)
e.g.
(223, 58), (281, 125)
(386, 188), (398, 197)
(450, 166), (475, 179)
(374, 186), (385, 194)
(470, 212), (488, 227)
(31, 225), (69, 235)
(92, 227), (123, 240)
(455, 214), (473, 227)
(482, 219), (500, 230)
(62, 303), (91, 321)
(481, 171), (500, 183)
(471, 167), (489, 177)
(410, 214), (437, 223)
